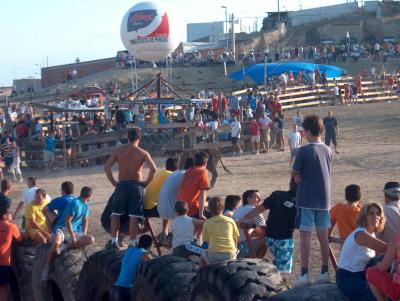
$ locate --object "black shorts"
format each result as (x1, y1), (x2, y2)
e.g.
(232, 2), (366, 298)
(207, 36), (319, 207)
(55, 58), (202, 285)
(112, 181), (144, 218)
(111, 285), (131, 301)
(172, 245), (198, 258)
(231, 137), (238, 145)
(325, 134), (337, 146)
(0, 265), (12, 286)
(143, 206), (159, 218)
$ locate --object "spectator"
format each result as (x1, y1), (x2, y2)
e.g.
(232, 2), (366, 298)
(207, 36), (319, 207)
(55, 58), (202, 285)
(13, 178), (38, 223)
(113, 235), (153, 301)
(291, 115), (332, 287)
(336, 203), (387, 301)
(177, 151), (210, 219)
(288, 124), (301, 167)
(42, 186), (94, 281)
(249, 117), (260, 155)
(366, 233), (400, 301)
(233, 190), (266, 258)
(171, 201), (205, 258)
(258, 113), (272, 153)
(43, 131), (57, 171)
(239, 178), (297, 273)
(329, 184), (361, 244)
(0, 197), (24, 301)
(377, 182), (400, 244)
(230, 115), (242, 156)
(199, 196), (239, 269)
(323, 111), (340, 154)
(25, 189), (51, 244)
(223, 195), (241, 218)
(143, 157), (178, 245)
(9, 141), (22, 182)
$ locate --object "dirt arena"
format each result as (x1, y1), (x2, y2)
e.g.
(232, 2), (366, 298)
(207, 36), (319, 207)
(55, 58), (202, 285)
(10, 101), (400, 285)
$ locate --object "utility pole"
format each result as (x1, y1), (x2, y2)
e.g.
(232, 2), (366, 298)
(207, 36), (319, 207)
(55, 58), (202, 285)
(231, 13), (236, 60)
(278, 0), (280, 24)
(221, 6), (228, 50)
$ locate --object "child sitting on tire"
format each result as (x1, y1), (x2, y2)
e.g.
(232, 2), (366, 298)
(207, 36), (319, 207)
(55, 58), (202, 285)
(199, 196), (239, 269)
(0, 196), (24, 301)
(172, 201), (205, 258)
(112, 235), (153, 301)
(25, 188), (52, 244)
(41, 186), (94, 281)
(232, 190), (266, 258)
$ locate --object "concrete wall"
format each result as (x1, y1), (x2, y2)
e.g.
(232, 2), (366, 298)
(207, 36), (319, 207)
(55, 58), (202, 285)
(318, 23), (363, 42)
(13, 79), (41, 94)
(289, 2), (359, 26)
(41, 57), (115, 88)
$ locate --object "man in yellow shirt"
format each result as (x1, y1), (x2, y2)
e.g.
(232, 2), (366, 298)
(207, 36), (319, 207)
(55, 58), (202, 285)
(200, 196), (239, 269)
(143, 157), (178, 244)
(25, 188), (51, 244)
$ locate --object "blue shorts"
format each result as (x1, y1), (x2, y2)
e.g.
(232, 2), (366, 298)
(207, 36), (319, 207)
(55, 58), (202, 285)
(237, 240), (258, 258)
(298, 208), (330, 232)
(265, 237), (294, 273)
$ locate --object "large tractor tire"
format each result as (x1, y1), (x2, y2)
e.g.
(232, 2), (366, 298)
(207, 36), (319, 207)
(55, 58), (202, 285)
(189, 259), (286, 301)
(32, 244), (96, 301)
(134, 255), (197, 301)
(268, 283), (350, 301)
(10, 240), (39, 301)
(76, 249), (123, 301)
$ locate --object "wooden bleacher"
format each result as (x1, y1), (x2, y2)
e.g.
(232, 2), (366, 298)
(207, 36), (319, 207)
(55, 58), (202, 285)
(234, 76), (397, 111)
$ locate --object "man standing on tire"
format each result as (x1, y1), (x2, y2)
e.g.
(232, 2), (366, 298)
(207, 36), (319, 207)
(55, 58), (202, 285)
(104, 128), (157, 250)
(323, 111), (340, 154)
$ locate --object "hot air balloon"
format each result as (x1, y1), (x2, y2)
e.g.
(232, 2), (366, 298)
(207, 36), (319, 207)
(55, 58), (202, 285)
(120, 2), (178, 62)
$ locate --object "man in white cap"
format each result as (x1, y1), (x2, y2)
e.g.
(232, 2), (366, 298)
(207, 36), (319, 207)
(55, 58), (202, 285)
(378, 181), (400, 243)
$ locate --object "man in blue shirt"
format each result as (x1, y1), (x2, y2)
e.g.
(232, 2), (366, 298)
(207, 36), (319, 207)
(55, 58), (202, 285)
(113, 235), (153, 300)
(42, 186), (94, 281)
(291, 115), (332, 287)
(43, 181), (75, 231)
(44, 131), (57, 170)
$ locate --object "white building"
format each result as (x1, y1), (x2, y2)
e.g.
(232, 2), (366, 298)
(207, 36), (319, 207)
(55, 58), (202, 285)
(187, 19), (256, 42)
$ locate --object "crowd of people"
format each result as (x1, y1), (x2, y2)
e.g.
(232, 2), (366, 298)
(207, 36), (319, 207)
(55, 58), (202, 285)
(0, 178), (94, 300)
(0, 113), (398, 301)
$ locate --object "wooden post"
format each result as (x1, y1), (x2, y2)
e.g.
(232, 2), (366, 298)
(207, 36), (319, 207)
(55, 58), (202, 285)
(63, 122), (67, 169)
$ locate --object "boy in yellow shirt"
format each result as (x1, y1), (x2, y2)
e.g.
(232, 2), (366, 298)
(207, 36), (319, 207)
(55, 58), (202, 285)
(200, 196), (239, 269)
(25, 188), (51, 244)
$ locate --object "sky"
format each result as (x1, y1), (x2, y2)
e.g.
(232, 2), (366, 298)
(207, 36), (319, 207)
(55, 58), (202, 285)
(0, 0), (349, 86)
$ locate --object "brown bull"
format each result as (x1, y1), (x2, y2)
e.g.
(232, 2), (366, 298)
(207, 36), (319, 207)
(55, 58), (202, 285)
(177, 148), (231, 188)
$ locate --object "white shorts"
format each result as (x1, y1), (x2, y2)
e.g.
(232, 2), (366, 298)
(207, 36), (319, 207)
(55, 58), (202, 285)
(54, 228), (82, 243)
(251, 136), (260, 143)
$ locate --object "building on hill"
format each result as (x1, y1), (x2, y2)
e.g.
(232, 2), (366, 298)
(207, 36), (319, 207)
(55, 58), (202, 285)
(41, 57), (115, 88)
(13, 79), (41, 95)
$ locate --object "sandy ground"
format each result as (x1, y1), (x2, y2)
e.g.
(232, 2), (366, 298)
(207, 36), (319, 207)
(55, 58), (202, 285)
(9, 101), (400, 285)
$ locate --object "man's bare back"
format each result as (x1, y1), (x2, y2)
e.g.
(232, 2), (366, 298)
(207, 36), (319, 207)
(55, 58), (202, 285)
(105, 141), (156, 187)
(115, 144), (147, 182)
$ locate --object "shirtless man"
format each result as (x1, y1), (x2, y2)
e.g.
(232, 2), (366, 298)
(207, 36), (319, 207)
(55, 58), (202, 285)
(104, 128), (157, 249)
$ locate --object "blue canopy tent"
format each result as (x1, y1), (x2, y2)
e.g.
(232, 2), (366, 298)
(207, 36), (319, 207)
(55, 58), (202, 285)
(230, 62), (346, 84)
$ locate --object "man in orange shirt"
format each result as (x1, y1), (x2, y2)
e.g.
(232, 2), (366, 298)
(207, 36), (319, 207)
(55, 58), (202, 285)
(177, 151), (210, 220)
(328, 184), (361, 244)
(0, 199), (24, 301)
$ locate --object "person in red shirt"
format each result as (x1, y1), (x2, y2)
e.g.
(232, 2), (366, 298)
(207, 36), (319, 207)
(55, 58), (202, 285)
(212, 96), (219, 113)
(0, 199), (24, 301)
(271, 98), (282, 115)
(177, 151), (210, 219)
(249, 117), (261, 154)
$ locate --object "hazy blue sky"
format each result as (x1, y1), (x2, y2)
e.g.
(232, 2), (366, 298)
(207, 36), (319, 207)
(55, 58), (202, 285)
(1, 0), (347, 86)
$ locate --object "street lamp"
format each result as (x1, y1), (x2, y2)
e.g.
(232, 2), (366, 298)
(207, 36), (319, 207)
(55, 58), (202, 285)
(221, 6), (228, 50)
